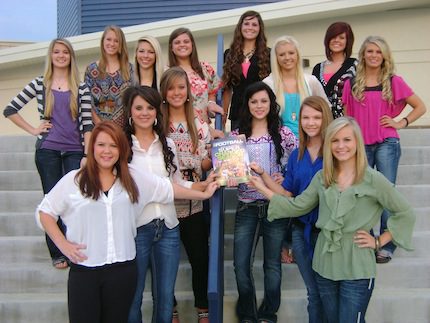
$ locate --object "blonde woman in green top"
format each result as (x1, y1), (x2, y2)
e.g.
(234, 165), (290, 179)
(250, 116), (415, 323)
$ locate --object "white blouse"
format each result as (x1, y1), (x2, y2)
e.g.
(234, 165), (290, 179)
(36, 165), (174, 267)
(130, 134), (192, 228)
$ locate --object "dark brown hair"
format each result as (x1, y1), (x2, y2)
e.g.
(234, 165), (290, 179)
(122, 85), (177, 175)
(324, 22), (354, 60)
(76, 121), (139, 203)
(222, 10), (270, 87)
(168, 28), (204, 79)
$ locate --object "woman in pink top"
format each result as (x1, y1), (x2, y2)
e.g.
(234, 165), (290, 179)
(342, 35), (426, 263)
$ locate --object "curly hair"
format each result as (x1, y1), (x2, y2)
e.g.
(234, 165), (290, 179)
(238, 81), (284, 165)
(122, 85), (177, 176)
(352, 36), (394, 103)
(222, 11), (270, 87)
(168, 28), (204, 79)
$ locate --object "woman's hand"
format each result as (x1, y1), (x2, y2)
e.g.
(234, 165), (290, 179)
(379, 115), (405, 129)
(202, 181), (219, 198)
(249, 162), (264, 175)
(58, 240), (88, 264)
(272, 172), (284, 185)
(354, 230), (376, 249)
(249, 175), (266, 191)
(208, 101), (224, 115)
(33, 120), (52, 136)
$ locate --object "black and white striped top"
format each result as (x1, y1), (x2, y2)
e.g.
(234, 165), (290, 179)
(3, 76), (93, 146)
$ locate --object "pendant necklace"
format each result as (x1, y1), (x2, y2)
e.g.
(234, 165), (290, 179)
(243, 48), (256, 63)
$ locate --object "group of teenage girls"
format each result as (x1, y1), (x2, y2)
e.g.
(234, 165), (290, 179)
(3, 8), (426, 323)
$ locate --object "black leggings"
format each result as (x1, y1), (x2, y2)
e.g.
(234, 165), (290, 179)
(68, 260), (137, 323)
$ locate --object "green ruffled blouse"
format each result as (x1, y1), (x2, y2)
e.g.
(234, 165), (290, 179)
(268, 167), (415, 281)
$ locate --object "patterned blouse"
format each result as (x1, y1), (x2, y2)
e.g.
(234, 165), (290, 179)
(231, 126), (298, 202)
(168, 116), (211, 218)
(185, 61), (222, 123)
(84, 62), (134, 128)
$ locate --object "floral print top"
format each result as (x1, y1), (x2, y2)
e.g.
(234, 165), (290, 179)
(184, 61), (222, 123)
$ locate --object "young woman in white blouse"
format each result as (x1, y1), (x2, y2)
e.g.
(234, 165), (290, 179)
(123, 86), (215, 323)
(37, 121), (217, 323)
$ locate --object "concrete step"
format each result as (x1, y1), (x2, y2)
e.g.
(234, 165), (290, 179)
(397, 184), (430, 208)
(0, 170), (41, 191)
(0, 135), (36, 152)
(397, 164), (430, 185)
(0, 152), (36, 171)
(398, 128), (430, 147)
(0, 191), (43, 213)
(0, 212), (42, 236)
(1, 288), (429, 323)
(2, 256), (429, 294)
(399, 146), (430, 165)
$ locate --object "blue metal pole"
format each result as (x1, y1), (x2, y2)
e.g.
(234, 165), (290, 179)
(208, 33), (225, 323)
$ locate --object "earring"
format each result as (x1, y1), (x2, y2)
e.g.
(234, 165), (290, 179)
(154, 118), (158, 126)
(128, 117), (133, 127)
(162, 100), (166, 104)
(186, 98), (190, 102)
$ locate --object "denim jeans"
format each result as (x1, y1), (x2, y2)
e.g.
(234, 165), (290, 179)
(365, 137), (401, 255)
(234, 200), (288, 323)
(315, 273), (374, 323)
(291, 225), (326, 323)
(128, 220), (180, 323)
(35, 148), (83, 261)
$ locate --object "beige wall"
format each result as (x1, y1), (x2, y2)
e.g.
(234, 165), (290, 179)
(1, 6), (429, 135)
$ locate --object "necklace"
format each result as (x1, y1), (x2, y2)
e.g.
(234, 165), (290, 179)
(243, 48), (256, 63)
(53, 78), (67, 90)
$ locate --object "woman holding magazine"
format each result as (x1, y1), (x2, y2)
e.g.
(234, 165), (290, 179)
(229, 81), (297, 323)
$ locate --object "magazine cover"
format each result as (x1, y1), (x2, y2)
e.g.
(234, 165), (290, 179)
(211, 135), (251, 186)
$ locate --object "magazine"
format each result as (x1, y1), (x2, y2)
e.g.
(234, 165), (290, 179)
(211, 135), (251, 186)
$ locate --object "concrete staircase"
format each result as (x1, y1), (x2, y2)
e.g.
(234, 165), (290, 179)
(0, 129), (429, 323)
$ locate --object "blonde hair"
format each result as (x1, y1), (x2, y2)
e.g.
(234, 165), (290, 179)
(99, 25), (131, 81)
(43, 38), (80, 120)
(352, 36), (394, 103)
(322, 116), (368, 187)
(270, 35), (310, 115)
(159, 67), (199, 153)
(134, 35), (164, 90)
(297, 96), (333, 160)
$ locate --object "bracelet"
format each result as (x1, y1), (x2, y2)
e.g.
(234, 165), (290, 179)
(403, 117), (409, 128)
(374, 236), (381, 251)
(208, 100), (216, 106)
(82, 153), (87, 157)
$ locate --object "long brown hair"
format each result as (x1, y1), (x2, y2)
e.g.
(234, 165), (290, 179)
(168, 27), (204, 79)
(159, 67), (199, 153)
(222, 10), (270, 87)
(76, 121), (139, 202)
(98, 25), (131, 81)
(297, 96), (333, 160)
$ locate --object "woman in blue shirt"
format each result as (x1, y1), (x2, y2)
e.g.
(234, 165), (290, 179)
(251, 96), (332, 323)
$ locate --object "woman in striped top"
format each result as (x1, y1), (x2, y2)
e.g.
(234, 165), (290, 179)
(3, 38), (93, 269)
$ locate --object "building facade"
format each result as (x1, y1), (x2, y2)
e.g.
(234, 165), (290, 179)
(57, 0), (282, 37)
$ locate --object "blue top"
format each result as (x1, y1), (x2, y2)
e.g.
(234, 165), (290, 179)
(281, 93), (300, 137)
(282, 148), (322, 256)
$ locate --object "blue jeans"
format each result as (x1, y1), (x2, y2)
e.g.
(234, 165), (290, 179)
(35, 148), (83, 261)
(128, 220), (180, 323)
(291, 225), (326, 323)
(315, 273), (374, 323)
(365, 137), (401, 255)
(234, 200), (288, 323)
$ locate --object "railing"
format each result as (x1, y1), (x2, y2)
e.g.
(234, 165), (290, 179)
(208, 33), (225, 323)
